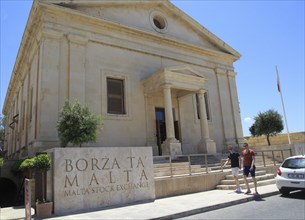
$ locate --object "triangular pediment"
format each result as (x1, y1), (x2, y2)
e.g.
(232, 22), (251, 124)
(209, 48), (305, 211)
(163, 66), (203, 78)
(39, 0), (240, 59)
(142, 66), (207, 94)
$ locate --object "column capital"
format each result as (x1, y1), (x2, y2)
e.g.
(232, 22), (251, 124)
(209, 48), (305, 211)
(68, 34), (88, 45)
(40, 27), (64, 40)
(197, 89), (206, 95)
(214, 67), (226, 75)
(161, 83), (172, 90)
(227, 70), (237, 78)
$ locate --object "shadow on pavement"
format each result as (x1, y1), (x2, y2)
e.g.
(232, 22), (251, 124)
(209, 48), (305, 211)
(280, 190), (305, 200)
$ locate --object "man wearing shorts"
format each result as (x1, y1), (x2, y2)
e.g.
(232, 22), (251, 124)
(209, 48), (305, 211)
(242, 142), (258, 195)
(223, 145), (241, 193)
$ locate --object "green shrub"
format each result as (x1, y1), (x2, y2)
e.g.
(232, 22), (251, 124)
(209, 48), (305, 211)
(34, 154), (51, 172)
(19, 158), (35, 171)
(0, 157), (4, 168)
(57, 100), (103, 147)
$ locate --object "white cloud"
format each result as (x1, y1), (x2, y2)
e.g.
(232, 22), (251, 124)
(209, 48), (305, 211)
(243, 117), (254, 136)
(244, 117), (254, 126)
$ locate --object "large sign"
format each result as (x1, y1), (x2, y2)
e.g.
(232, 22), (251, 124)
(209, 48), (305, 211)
(51, 147), (155, 214)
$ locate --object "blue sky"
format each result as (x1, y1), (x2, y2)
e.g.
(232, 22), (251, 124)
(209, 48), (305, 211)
(1, 0), (304, 137)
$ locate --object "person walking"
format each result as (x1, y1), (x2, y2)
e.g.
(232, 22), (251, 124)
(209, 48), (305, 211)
(223, 145), (242, 193)
(241, 142), (258, 195)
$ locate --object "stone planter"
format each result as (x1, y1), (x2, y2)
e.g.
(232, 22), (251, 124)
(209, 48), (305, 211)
(36, 201), (53, 218)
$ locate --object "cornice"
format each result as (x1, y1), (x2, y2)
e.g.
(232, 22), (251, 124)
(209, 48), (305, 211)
(39, 0), (240, 59)
(40, 1), (238, 63)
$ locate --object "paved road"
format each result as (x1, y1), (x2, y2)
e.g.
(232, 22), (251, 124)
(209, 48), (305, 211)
(179, 190), (305, 220)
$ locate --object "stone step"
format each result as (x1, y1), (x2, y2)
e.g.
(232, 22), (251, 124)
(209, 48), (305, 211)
(216, 178), (276, 190)
(220, 173), (275, 185)
(154, 166), (202, 174)
(154, 169), (201, 177)
(225, 170), (267, 180)
(154, 165), (203, 177)
(154, 163), (202, 171)
(153, 162), (190, 168)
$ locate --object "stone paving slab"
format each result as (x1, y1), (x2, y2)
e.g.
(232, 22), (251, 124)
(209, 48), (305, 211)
(0, 184), (279, 220)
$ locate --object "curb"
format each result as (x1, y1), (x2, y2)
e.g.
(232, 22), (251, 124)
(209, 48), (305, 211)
(150, 190), (280, 220)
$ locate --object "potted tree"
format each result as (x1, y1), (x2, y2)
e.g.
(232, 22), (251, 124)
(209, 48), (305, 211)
(19, 158), (35, 178)
(34, 154), (52, 218)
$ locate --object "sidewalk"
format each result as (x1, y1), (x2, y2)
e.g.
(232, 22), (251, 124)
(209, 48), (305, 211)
(0, 184), (279, 220)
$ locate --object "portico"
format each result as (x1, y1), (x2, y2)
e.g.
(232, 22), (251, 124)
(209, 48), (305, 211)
(142, 66), (216, 156)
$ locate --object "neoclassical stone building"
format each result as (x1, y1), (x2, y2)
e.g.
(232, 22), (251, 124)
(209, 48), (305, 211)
(3, 0), (244, 158)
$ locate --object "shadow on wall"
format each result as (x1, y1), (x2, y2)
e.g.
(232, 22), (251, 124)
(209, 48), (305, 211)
(0, 178), (17, 207)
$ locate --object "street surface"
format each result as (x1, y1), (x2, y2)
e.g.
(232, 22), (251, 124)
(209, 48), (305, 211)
(179, 190), (305, 220)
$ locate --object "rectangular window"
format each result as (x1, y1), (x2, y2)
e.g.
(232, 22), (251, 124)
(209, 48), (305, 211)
(196, 93), (210, 120)
(107, 78), (125, 114)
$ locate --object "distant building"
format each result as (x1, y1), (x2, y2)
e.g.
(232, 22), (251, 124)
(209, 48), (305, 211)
(2, 0), (244, 158)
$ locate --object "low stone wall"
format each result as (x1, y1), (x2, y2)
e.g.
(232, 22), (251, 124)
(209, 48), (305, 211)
(154, 165), (281, 199)
(155, 171), (229, 199)
(245, 132), (305, 147)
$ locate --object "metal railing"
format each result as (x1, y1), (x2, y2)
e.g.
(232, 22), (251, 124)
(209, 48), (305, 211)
(153, 149), (292, 178)
(254, 149), (292, 167)
(153, 153), (224, 177)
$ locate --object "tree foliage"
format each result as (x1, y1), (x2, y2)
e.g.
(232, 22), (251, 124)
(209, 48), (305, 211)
(249, 109), (284, 146)
(19, 158), (35, 171)
(57, 100), (103, 147)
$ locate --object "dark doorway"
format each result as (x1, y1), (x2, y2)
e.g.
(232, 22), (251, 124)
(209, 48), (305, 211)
(155, 108), (180, 155)
(155, 108), (166, 156)
(0, 177), (17, 207)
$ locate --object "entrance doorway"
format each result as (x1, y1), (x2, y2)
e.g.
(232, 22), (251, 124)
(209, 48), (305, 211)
(155, 107), (180, 155)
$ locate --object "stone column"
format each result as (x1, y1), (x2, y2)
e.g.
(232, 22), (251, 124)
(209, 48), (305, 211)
(197, 89), (216, 154)
(163, 84), (175, 140)
(68, 34), (88, 104)
(144, 93), (158, 155)
(38, 28), (62, 140)
(161, 84), (181, 156)
(198, 89), (210, 140)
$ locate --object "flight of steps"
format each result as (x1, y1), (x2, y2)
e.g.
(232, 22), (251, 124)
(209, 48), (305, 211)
(215, 154), (278, 190)
(154, 162), (204, 178)
(153, 154), (279, 188)
(153, 154), (229, 178)
(216, 167), (276, 190)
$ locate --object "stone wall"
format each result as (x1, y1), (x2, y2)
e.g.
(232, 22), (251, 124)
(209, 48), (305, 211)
(244, 132), (305, 147)
(46, 147), (155, 215)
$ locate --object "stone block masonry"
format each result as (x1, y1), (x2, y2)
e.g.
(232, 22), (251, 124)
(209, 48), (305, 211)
(46, 147), (155, 215)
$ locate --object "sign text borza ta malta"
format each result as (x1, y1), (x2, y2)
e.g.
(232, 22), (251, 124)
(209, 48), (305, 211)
(52, 147), (155, 214)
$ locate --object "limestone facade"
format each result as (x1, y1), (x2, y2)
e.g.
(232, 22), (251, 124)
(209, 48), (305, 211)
(3, 0), (244, 157)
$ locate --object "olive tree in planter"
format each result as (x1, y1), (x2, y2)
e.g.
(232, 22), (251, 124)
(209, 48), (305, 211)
(34, 154), (52, 218)
(57, 100), (103, 147)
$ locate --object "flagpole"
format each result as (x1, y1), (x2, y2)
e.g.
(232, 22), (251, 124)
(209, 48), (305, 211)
(276, 65), (291, 144)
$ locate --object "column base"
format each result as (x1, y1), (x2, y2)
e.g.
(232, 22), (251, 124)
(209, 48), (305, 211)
(198, 139), (217, 154)
(161, 138), (182, 156)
